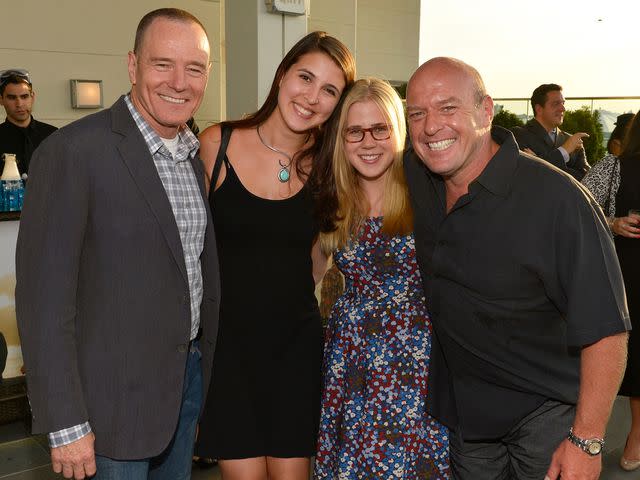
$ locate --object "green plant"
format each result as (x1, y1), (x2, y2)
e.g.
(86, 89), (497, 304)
(493, 109), (524, 130)
(559, 106), (605, 166)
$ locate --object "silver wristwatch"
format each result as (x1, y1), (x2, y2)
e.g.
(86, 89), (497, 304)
(567, 427), (605, 456)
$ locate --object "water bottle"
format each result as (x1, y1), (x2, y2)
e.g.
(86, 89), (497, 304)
(0, 180), (5, 212)
(5, 180), (23, 211)
(1, 153), (23, 211)
(18, 175), (26, 210)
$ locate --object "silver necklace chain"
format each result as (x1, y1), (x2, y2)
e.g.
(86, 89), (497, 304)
(256, 125), (308, 183)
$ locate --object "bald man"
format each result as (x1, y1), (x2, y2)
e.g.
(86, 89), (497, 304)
(403, 57), (629, 480)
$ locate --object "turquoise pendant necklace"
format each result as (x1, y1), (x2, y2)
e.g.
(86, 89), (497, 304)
(257, 125), (307, 183)
(278, 159), (291, 183)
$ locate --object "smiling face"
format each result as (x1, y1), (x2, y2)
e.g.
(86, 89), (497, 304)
(344, 99), (395, 185)
(276, 51), (346, 133)
(535, 89), (565, 131)
(127, 17), (210, 138)
(406, 59), (493, 183)
(0, 82), (34, 127)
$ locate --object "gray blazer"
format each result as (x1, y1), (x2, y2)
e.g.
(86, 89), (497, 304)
(15, 96), (220, 459)
(512, 118), (590, 181)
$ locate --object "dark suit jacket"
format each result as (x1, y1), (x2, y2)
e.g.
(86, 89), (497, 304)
(15, 96), (220, 459)
(512, 118), (589, 180)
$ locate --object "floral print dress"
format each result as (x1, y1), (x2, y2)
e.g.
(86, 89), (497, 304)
(314, 217), (449, 479)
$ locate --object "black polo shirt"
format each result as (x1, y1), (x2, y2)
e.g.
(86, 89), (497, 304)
(0, 116), (57, 175)
(404, 126), (629, 441)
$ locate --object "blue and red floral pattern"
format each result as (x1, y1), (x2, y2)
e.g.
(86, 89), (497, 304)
(314, 217), (449, 479)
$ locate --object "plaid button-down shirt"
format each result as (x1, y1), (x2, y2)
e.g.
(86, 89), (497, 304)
(49, 95), (207, 448)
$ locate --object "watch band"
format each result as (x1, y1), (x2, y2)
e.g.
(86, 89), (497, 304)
(567, 427), (605, 456)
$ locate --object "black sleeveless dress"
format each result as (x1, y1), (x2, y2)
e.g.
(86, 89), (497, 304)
(616, 155), (640, 396)
(195, 129), (324, 459)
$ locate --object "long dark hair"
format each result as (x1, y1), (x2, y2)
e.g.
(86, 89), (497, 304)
(620, 111), (640, 162)
(222, 31), (355, 201)
(608, 113), (634, 154)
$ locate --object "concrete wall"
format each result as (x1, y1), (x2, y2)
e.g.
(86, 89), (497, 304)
(308, 0), (357, 55)
(0, 0), (420, 127)
(354, 0), (420, 82)
(0, 0), (419, 128)
(309, 0), (420, 83)
(0, 0), (223, 129)
(225, 0), (307, 120)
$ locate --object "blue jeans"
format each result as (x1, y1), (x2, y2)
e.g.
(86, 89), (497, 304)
(94, 343), (203, 480)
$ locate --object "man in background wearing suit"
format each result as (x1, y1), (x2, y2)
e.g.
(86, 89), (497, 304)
(512, 83), (590, 180)
(16, 8), (219, 480)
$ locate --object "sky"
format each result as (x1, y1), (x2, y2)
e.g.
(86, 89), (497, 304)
(419, 0), (640, 99)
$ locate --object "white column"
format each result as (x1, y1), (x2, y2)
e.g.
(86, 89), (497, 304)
(224, 0), (308, 120)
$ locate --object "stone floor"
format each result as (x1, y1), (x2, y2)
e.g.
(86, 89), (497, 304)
(0, 397), (636, 479)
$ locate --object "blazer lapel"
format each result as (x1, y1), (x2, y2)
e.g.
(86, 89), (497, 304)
(528, 118), (554, 148)
(110, 97), (189, 285)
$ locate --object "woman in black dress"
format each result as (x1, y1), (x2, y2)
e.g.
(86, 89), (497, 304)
(194, 32), (355, 480)
(583, 111), (640, 470)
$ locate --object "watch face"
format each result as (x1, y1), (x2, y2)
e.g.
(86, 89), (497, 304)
(588, 441), (602, 455)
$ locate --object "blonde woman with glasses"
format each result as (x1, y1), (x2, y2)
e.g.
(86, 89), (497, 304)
(314, 78), (449, 479)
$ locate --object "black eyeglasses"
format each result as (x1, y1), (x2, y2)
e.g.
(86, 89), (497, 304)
(0, 69), (31, 88)
(343, 124), (392, 143)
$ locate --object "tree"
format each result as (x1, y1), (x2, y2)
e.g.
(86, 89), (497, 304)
(493, 109), (524, 130)
(559, 106), (605, 166)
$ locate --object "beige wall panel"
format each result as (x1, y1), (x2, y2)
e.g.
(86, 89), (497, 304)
(0, 0), (222, 127)
(308, 0), (356, 56)
(1, 1), (221, 61)
(356, 26), (419, 81)
(1, 50), (128, 127)
(224, 0), (259, 120)
(308, 0), (357, 21)
(356, 1), (420, 82)
(307, 0), (419, 83)
(358, 0), (419, 13)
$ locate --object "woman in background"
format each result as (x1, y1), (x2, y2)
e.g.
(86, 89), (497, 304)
(608, 113), (634, 156)
(194, 32), (355, 480)
(314, 78), (449, 479)
(583, 111), (640, 471)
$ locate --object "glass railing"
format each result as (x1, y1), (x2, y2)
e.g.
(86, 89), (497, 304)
(493, 97), (640, 141)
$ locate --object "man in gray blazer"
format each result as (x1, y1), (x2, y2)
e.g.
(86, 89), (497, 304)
(15, 8), (219, 480)
(512, 83), (590, 180)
